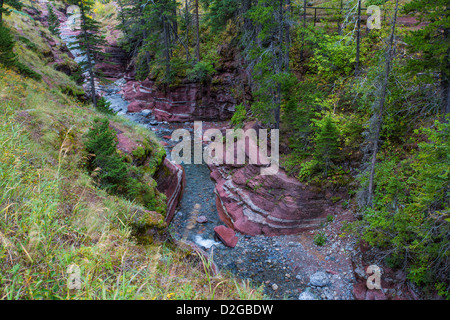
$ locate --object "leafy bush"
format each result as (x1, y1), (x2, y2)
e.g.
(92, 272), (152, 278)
(297, 159), (319, 182)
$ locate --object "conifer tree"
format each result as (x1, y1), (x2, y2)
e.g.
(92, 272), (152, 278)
(47, 3), (60, 37)
(139, 0), (179, 83)
(367, 0), (399, 207)
(194, 0), (201, 62)
(403, 0), (450, 120)
(0, 23), (17, 67)
(85, 118), (127, 193)
(69, 0), (108, 107)
(245, 0), (294, 129)
(314, 116), (340, 177)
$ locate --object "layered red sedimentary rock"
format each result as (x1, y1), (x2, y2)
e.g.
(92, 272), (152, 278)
(154, 158), (186, 224)
(208, 122), (330, 237)
(121, 77), (236, 122)
(96, 44), (128, 80)
(120, 44), (242, 122)
(210, 164), (330, 236)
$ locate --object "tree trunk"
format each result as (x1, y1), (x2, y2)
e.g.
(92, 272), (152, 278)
(300, 0), (306, 62)
(172, 1), (178, 36)
(275, 83), (281, 130)
(442, 24), (450, 121)
(163, 19), (171, 79)
(443, 77), (450, 120)
(274, 0), (284, 130)
(80, 3), (97, 108)
(284, 0), (291, 71)
(195, 0), (200, 62)
(0, 0), (4, 25)
(355, 0), (362, 76)
(139, 5), (151, 69)
(117, 0), (128, 37)
(185, 0), (189, 63)
(337, 0), (343, 35)
(367, 0), (399, 207)
(243, 0), (252, 34)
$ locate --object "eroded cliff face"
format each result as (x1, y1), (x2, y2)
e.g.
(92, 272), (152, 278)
(121, 78), (236, 122)
(96, 45), (128, 80)
(154, 158), (186, 224)
(207, 122), (331, 237)
(120, 44), (242, 122)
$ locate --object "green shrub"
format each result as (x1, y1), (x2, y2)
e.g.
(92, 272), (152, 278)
(135, 51), (150, 81)
(231, 104), (247, 127)
(297, 159), (319, 182)
(84, 118), (166, 214)
(84, 118), (128, 193)
(96, 96), (116, 115)
(187, 60), (216, 83)
(0, 24), (17, 67)
(0, 25), (42, 80)
(47, 4), (61, 37)
(314, 115), (340, 177)
(18, 35), (38, 51)
(313, 232), (327, 246)
(15, 61), (42, 80)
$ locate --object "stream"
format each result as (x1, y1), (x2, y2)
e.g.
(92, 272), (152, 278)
(59, 10), (357, 300)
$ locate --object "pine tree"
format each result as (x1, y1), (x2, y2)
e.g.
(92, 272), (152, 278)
(138, 0), (179, 83)
(314, 116), (340, 177)
(194, 0), (200, 62)
(0, 23), (17, 67)
(355, 0), (362, 76)
(0, 0), (23, 25)
(403, 0), (450, 120)
(69, 0), (108, 107)
(85, 118), (127, 193)
(245, 0), (294, 129)
(47, 3), (60, 37)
